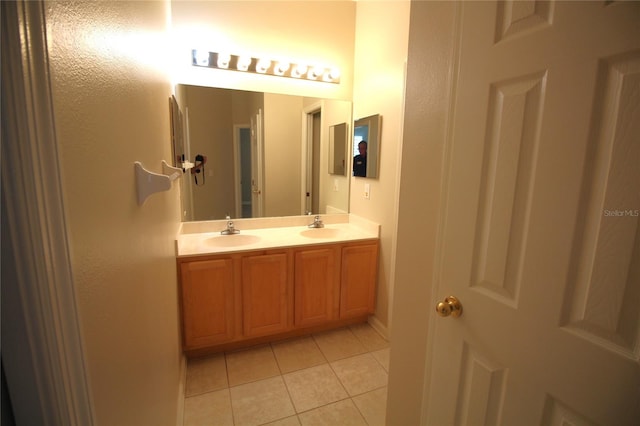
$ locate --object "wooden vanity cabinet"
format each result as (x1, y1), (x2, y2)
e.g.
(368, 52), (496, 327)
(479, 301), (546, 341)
(241, 251), (293, 338)
(293, 246), (341, 328)
(340, 242), (379, 319)
(179, 257), (238, 350)
(177, 239), (378, 355)
(178, 249), (292, 351)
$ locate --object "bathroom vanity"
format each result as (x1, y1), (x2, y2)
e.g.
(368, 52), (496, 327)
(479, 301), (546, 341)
(176, 215), (379, 357)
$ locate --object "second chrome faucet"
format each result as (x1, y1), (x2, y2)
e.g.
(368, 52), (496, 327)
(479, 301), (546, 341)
(308, 215), (324, 228)
(221, 215), (240, 235)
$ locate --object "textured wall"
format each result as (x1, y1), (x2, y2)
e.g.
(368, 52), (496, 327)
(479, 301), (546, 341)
(351, 1), (411, 332)
(45, 1), (183, 424)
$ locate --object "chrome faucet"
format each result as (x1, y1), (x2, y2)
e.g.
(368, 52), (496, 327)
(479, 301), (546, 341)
(221, 215), (240, 235)
(308, 215), (324, 228)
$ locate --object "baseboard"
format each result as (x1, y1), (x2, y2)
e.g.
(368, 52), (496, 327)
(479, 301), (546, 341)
(176, 354), (187, 426)
(184, 316), (369, 359)
(367, 315), (389, 340)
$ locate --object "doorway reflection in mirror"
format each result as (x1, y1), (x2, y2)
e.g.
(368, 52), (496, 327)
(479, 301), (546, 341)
(353, 140), (367, 177)
(329, 122), (348, 176)
(353, 114), (381, 178)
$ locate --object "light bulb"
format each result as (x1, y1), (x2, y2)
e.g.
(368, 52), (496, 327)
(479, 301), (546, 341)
(256, 58), (271, 73)
(326, 67), (340, 82)
(194, 50), (210, 66)
(237, 56), (251, 71)
(275, 61), (290, 76)
(292, 64), (308, 78)
(216, 53), (231, 69)
(309, 66), (324, 80)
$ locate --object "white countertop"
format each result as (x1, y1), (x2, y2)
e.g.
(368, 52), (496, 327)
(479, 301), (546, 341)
(176, 214), (379, 258)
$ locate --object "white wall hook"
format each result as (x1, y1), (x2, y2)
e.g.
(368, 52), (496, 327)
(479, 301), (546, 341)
(162, 160), (182, 182)
(135, 161), (182, 205)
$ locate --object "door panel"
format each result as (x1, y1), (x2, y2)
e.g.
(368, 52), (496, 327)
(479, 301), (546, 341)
(242, 253), (290, 337)
(454, 342), (506, 426)
(471, 72), (545, 307)
(562, 53), (640, 356)
(180, 259), (235, 348)
(340, 243), (378, 319)
(250, 110), (264, 217)
(494, 0), (553, 44)
(425, 1), (640, 425)
(294, 247), (338, 327)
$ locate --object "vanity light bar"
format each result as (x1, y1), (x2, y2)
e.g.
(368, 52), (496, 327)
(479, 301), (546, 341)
(191, 50), (340, 84)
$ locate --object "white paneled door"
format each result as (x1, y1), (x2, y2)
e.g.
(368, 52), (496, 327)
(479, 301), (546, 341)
(251, 109), (264, 217)
(425, 1), (640, 425)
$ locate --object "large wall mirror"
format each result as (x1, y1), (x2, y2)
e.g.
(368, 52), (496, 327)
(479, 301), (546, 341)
(172, 84), (352, 221)
(353, 114), (382, 178)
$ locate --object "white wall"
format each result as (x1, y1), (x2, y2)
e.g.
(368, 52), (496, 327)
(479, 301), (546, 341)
(351, 0), (411, 333)
(45, 1), (183, 424)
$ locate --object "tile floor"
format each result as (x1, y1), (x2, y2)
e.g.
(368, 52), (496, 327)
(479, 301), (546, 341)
(183, 323), (390, 426)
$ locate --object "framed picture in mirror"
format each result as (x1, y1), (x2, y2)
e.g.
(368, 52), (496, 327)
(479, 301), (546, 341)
(329, 122), (348, 176)
(353, 114), (381, 178)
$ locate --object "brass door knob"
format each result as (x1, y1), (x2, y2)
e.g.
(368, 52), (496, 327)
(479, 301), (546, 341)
(435, 296), (462, 318)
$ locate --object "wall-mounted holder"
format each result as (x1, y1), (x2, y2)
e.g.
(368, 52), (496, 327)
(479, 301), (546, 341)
(134, 160), (183, 205)
(182, 160), (195, 171)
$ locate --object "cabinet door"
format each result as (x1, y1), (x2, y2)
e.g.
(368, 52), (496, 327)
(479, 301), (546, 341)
(180, 258), (235, 349)
(242, 252), (291, 337)
(294, 247), (340, 328)
(340, 243), (378, 319)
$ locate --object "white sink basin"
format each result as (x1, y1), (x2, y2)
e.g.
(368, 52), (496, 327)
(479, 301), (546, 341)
(299, 228), (343, 239)
(206, 234), (261, 247)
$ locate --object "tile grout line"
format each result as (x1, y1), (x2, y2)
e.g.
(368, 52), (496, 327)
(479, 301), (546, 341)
(222, 353), (238, 426)
(270, 341), (300, 425)
(184, 324), (390, 425)
(269, 333), (382, 425)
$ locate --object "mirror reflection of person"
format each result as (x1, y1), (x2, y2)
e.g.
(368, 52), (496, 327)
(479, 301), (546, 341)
(353, 141), (367, 177)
